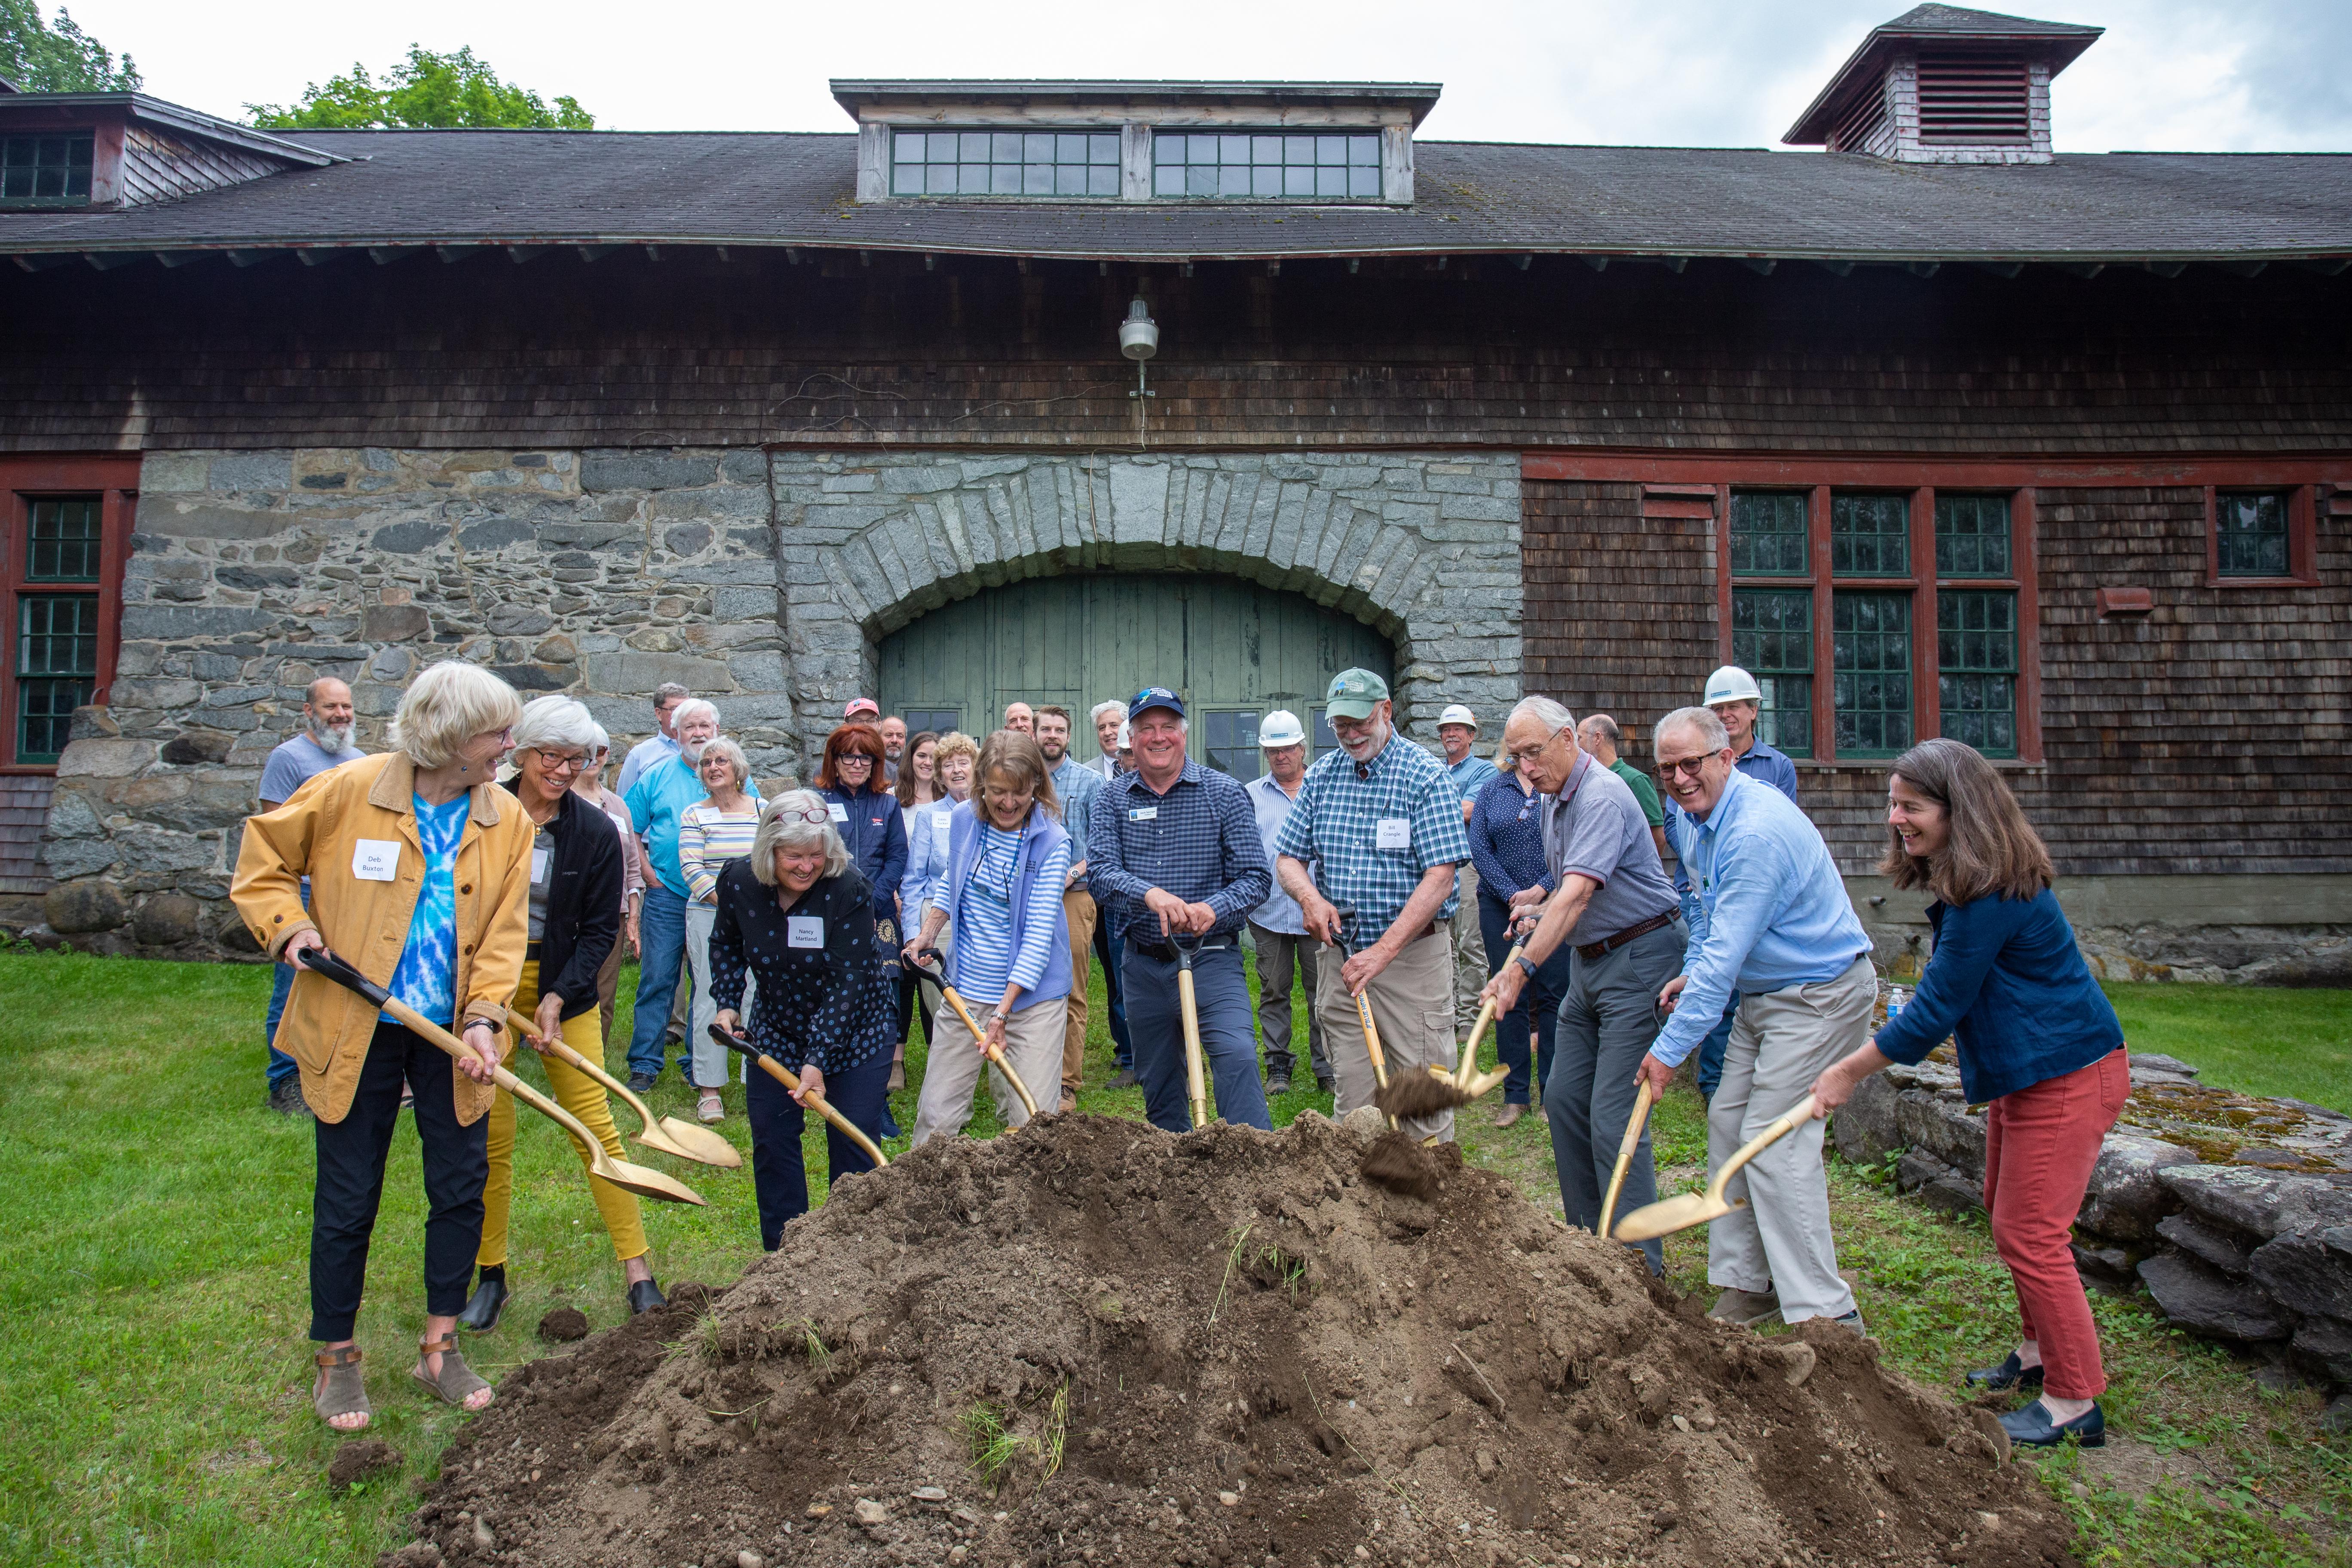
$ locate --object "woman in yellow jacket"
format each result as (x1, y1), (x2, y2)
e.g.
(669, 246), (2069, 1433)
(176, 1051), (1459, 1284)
(232, 662), (531, 1434)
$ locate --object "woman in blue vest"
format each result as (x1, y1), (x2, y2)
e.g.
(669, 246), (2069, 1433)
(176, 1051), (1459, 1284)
(901, 730), (1070, 1143)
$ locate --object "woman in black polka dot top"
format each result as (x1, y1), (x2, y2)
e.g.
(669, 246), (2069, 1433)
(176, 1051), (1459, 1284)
(710, 789), (894, 1248)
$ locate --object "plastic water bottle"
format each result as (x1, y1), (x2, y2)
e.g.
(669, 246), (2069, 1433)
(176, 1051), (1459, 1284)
(1884, 986), (1908, 1025)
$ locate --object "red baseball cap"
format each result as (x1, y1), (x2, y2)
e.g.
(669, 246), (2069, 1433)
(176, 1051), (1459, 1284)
(843, 698), (881, 720)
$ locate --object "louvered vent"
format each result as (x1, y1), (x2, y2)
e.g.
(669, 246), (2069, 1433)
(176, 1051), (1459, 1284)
(1828, 83), (1889, 154)
(1917, 50), (2030, 144)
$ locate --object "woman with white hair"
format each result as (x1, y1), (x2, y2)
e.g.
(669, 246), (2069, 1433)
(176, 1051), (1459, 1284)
(709, 789), (894, 1247)
(232, 660), (532, 1432)
(679, 735), (762, 1122)
(455, 695), (663, 1334)
(570, 723), (645, 1050)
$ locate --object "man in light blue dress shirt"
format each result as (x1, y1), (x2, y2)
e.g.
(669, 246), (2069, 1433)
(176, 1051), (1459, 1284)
(1638, 706), (1874, 1335)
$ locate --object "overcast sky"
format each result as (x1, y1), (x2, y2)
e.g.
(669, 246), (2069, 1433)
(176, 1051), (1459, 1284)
(64, 0), (2352, 151)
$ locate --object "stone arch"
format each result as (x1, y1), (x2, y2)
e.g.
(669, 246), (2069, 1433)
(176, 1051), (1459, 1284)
(772, 450), (1522, 761)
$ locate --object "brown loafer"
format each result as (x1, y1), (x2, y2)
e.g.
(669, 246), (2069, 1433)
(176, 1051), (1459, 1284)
(1491, 1102), (1527, 1129)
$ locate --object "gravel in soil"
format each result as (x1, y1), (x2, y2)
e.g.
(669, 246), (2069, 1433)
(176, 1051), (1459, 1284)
(394, 1112), (2076, 1568)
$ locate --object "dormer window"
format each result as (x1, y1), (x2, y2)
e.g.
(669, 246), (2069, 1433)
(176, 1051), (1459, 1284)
(1152, 131), (1381, 200)
(0, 132), (93, 207)
(891, 129), (1121, 197)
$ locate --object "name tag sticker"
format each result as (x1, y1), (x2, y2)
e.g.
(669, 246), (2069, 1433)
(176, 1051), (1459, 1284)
(1130, 805), (1159, 821)
(352, 839), (401, 882)
(827, 802), (849, 823)
(530, 846), (551, 884)
(1375, 818), (1412, 850)
(787, 915), (825, 949)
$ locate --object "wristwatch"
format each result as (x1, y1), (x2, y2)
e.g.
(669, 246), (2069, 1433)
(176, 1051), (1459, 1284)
(1514, 953), (1540, 981)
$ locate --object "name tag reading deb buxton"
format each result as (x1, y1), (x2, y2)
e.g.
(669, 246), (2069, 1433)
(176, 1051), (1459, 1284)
(352, 839), (401, 882)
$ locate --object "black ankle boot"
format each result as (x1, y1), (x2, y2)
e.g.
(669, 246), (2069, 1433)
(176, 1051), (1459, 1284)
(457, 1268), (508, 1332)
(627, 1277), (667, 1316)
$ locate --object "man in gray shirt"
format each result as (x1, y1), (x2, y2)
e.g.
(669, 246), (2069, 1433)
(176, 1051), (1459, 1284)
(1482, 695), (1684, 1272)
(256, 676), (368, 1115)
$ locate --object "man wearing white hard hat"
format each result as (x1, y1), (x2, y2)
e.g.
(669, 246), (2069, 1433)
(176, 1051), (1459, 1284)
(1437, 704), (1499, 1037)
(1244, 711), (1330, 1096)
(1687, 666), (1801, 1101)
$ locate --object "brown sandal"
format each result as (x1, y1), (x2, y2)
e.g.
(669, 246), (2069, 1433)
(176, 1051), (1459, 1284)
(313, 1344), (371, 1430)
(411, 1334), (493, 1410)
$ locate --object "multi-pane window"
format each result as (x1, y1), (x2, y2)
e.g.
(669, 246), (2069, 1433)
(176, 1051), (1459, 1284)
(1832, 592), (1912, 756)
(1938, 591), (2018, 757)
(0, 133), (92, 206)
(1729, 492), (1809, 576)
(2215, 491), (2291, 579)
(12, 497), (105, 764)
(898, 708), (960, 741)
(1201, 710), (1262, 779)
(1152, 131), (1381, 199)
(1721, 485), (2032, 763)
(890, 129), (1120, 197)
(1729, 588), (1813, 757)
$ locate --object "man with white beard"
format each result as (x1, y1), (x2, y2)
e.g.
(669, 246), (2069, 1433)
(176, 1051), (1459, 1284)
(623, 699), (755, 1090)
(256, 677), (369, 1115)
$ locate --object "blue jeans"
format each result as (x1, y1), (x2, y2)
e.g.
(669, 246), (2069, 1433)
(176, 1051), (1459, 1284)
(1121, 941), (1273, 1134)
(746, 1047), (890, 1249)
(628, 883), (692, 1081)
(1095, 914), (1133, 1067)
(1697, 996), (1739, 1100)
(1478, 893), (1568, 1105)
(265, 886), (311, 1089)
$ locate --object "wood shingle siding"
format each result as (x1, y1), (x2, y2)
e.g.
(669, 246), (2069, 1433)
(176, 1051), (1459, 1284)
(3, 255), (2350, 454)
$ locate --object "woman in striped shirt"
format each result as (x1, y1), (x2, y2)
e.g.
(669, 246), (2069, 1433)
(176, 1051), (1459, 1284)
(901, 730), (1070, 1144)
(680, 738), (762, 1123)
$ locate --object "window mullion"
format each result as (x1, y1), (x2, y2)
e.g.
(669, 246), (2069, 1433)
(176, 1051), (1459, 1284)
(1911, 486), (1939, 744)
(1809, 484), (1834, 763)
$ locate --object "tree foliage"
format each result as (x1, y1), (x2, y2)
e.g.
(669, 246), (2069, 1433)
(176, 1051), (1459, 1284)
(0, 0), (139, 92)
(248, 46), (592, 131)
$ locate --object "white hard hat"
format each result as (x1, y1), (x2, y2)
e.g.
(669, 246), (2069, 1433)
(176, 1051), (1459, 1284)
(1437, 704), (1479, 732)
(1116, 719), (1131, 748)
(1703, 665), (1763, 705)
(1259, 709), (1306, 748)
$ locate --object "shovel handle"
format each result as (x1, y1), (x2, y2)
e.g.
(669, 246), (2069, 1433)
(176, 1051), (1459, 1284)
(918, 960), (1043, 1121)
(1706, 1094), (1819, 1201)
(708, 1025), (891, 1168)
(501, 1004), (660, 1140)
(1453, 939), (1525, 1088)
(1176, 966), (1210, 1130)
(1598, 1078), (1657, 1241)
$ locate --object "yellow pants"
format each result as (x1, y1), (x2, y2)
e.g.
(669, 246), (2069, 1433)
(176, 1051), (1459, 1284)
(478, 959), (649, 1267)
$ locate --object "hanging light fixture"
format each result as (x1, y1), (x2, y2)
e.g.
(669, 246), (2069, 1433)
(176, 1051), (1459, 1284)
(1120, 295), (1158, 400)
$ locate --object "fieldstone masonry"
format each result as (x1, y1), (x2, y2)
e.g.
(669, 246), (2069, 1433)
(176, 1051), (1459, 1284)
(24, 445), (1513, 958)
(773, 450), (1522, 764)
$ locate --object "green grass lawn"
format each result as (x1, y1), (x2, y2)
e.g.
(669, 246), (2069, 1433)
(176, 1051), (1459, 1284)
(0, 950), (2345, 1566)
(2101, 982), (2352, 1113)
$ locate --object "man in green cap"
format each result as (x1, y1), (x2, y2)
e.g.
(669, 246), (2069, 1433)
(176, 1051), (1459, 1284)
(1273, 669), (1474, 1141)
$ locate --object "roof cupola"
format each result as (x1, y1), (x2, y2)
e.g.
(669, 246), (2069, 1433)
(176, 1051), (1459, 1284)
(1783, 5), (2102, 165)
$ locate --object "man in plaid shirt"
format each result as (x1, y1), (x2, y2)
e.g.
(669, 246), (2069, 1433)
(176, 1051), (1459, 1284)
(1275, 669), (1473, 1140)
(1088, 688), (1274, 1134)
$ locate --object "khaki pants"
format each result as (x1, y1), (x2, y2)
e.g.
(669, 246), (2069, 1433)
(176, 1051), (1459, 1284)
(1061, 890), (1096, 1099)
(910, 992), (1068, 1145)
(1319, 931), (1458, 1142)
(1450, 865), (1487, 1033)
(1707, 956), (1875, 1324)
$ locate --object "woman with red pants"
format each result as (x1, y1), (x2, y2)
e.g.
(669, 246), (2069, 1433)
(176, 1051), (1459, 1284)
(1809, 738), (2125, 1449)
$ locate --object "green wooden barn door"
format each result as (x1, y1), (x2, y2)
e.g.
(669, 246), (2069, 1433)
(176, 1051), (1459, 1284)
(876, 572), (1391, 778)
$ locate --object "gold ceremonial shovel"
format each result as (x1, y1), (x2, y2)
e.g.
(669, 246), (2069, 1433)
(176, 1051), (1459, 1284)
(297, 948), (707, 1206)
(906, 947), (1044, 1121)
(1597, 1077), (1657, 1240)
(708, 1024), (892, 1168)
(1611, 1094), (1819, 1242)
(498, 1004), (741, 1169)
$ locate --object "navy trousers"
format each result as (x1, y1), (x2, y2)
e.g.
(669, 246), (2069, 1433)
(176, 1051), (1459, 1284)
(1120, 940), (1273, 1133)
(1478, 892), (1569, 1105)
(745, 1047), (891, 1250)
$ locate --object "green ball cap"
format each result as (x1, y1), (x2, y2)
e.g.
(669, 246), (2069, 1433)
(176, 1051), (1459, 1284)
(1324, 667), (1390, 720)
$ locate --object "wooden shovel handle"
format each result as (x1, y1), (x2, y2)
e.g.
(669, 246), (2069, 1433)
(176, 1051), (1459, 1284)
(1453, 940), (1526, 1088)
(1176, 967), (1209, 1130)
(738, 1050), (892, 1168)
(1598, 1078), (1656, 1240)
(1706, 1094), (1819, 1201)
(932, 979), (1041, 1120)
(374, 993), (609, 1165)
(501, 1004), (661, 1136)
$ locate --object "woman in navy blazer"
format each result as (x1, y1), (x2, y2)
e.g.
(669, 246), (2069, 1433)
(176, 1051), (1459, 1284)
(1811, 738), (2125, 1451)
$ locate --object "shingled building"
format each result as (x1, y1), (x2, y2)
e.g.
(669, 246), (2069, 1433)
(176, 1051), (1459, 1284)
(0, 5), (2344, 980)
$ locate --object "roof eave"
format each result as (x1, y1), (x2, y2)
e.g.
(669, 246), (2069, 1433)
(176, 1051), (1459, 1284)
(0, 90), (344, 166)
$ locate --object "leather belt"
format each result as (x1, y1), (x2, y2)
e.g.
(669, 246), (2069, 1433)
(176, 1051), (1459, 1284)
(1129, 936), (1235, 964)
(1575, 910), (1677, 962)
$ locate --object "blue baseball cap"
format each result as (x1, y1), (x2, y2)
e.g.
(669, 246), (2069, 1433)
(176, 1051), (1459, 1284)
(1128, 686), (1185, 720)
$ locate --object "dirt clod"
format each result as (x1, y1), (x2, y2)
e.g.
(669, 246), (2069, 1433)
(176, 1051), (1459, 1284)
(1360, 1127), (1443, 1197)
(392, 1114), (2076, 1567)
(538, 1306), (590, 1342)
(1374, 1069), (1472, 1122)
(327, 1439), (400, 1490)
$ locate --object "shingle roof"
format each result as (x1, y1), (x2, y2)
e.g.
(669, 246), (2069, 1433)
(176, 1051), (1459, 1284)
(2, 129), (2347, 267)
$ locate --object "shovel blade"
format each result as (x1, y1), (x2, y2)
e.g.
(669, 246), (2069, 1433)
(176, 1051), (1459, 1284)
(653, 1116), (745, 1168)
(1609, 1191), (1727, 1242)
(592, 1153), (708, 1206)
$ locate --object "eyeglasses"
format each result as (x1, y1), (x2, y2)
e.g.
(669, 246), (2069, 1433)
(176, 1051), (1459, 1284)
(532, 750), (591, 774)
(1329, 715), (1377, 736)
(836, 753), (875, 766)
(769, 805), (833, 825)
(1656, 755), (1719, 779)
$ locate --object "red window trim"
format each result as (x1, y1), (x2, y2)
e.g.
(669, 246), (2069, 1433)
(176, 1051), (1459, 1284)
(2204, 483), (2319, 588)
(0, 456), (139, 775)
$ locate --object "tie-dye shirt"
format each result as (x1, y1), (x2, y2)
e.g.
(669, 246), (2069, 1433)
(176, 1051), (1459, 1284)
(386, 793), (471, 1029)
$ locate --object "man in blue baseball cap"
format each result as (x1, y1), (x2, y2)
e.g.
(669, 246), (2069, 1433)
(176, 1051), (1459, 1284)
(1085, 687), (1275, 1133)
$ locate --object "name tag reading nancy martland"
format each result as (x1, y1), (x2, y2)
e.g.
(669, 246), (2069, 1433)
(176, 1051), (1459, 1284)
(787, 916), (825, 949)
(352, 839), (402, 881)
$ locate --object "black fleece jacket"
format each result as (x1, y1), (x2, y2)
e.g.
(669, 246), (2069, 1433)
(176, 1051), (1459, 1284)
(528, 786), (624, 1018)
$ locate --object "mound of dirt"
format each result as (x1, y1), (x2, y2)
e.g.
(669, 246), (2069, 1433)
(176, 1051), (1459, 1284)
(396, 1113), (2076, 1568)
